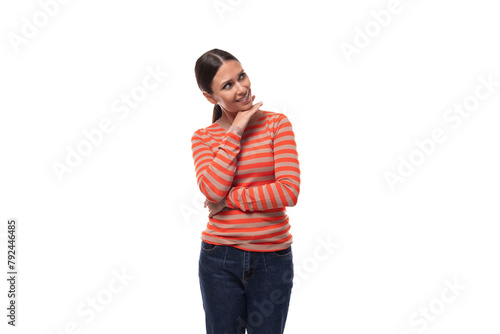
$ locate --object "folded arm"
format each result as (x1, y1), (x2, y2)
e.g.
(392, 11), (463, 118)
(191, 125), (245, 203)
(224, 114), (300, 211)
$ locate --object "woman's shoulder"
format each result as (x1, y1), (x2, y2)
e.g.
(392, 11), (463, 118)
(260, 110), (288, 123)
(192, 110), (290, 137)
(260, 110), (293, 129)
(192, 122), (222, 138)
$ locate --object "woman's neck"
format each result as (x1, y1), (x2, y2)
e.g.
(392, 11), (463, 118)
(216, 106), (263, 130)
(217, 108), (238, 130)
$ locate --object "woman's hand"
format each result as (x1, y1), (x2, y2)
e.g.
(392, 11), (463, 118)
(232, 97), (263, 130)
(204, 199), (227, 218)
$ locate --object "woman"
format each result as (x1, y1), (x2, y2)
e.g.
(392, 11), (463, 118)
(191, 48), (301, 334)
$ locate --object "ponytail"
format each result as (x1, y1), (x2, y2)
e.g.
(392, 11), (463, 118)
(212, 104), (222, 123)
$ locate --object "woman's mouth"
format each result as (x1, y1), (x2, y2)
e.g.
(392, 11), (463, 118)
(236, 91), (250, 103)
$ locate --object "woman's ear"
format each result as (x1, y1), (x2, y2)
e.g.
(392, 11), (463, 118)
(202, 91), (217, 105)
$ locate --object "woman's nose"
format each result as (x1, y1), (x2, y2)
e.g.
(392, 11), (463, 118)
(235, 82), (246, 94)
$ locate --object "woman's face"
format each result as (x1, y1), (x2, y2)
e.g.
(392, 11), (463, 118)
(204, 60), (252, 113)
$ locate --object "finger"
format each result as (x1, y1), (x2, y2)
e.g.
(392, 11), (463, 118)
(251, 100), (263, 111)
(247, 102), (263, 120)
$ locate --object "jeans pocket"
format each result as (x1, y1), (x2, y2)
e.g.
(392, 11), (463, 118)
(272, 246), (292, 257)
(201, 241), (218, 252)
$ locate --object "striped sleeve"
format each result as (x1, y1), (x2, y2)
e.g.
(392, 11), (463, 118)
(191, 125), (245, 203)
(225, 114), (300, 211)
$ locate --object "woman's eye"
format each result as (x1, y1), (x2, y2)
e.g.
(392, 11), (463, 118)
(223, 73), (245, 89)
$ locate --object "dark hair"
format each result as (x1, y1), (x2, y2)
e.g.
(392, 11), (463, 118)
(194, 48), (240, 123)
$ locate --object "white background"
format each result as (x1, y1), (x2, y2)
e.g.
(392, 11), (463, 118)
(1, 0), (499, 333)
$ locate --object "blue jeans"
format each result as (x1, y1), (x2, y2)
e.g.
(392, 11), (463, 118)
(198, 241), (294, 334)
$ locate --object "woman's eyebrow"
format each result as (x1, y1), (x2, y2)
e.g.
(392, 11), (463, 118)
(220, 70), (245, 88)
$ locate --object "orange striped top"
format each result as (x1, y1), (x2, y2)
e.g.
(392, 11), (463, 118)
(191, 111), (301, 252)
